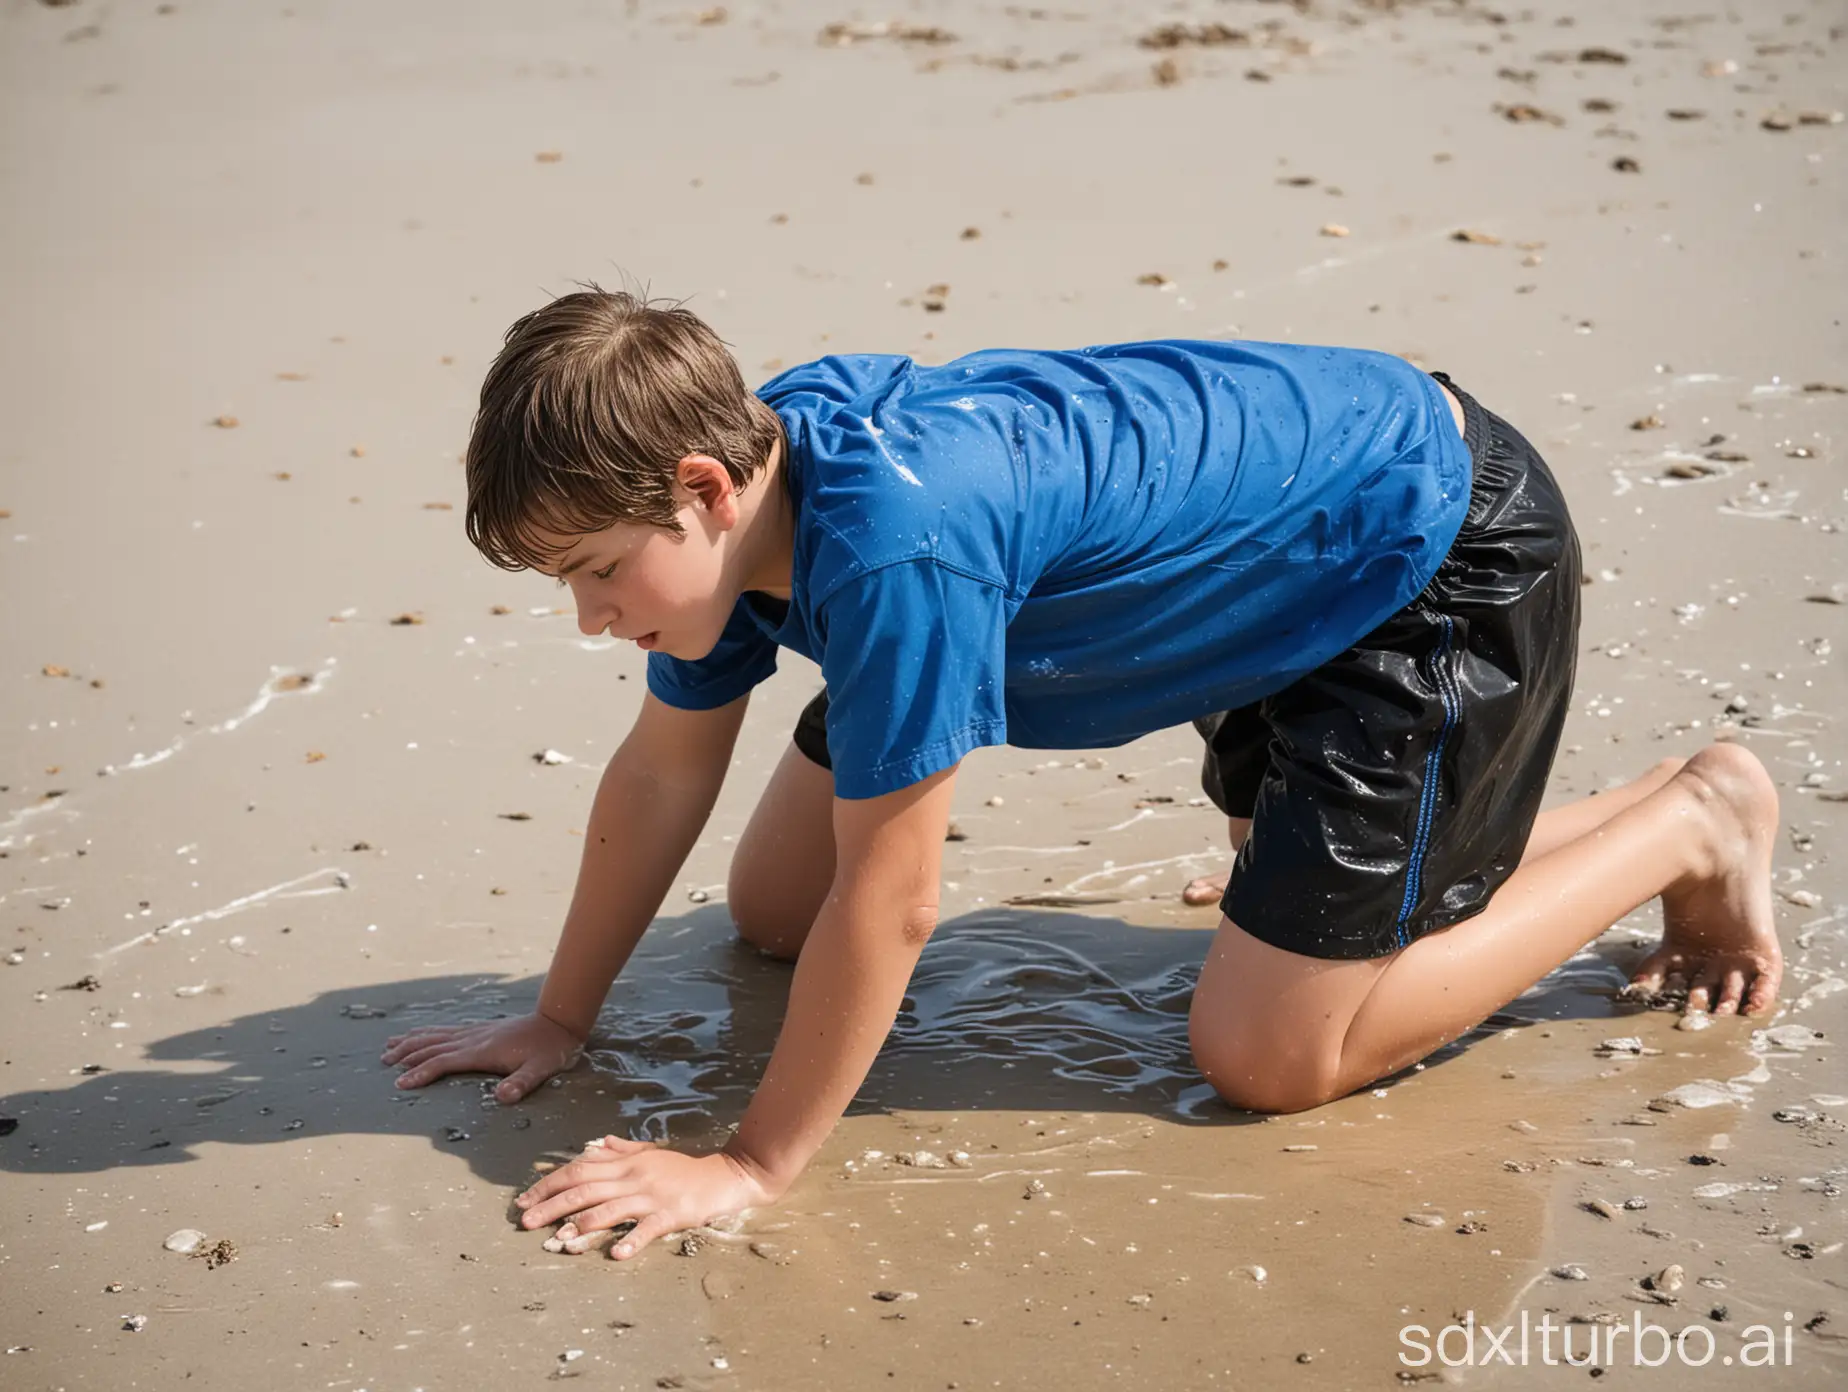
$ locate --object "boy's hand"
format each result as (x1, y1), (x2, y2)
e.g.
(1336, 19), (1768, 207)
(516, 1136), (775, 1259)
(381, 1012), (583, 1103)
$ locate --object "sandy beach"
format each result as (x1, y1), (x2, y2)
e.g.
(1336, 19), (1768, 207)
(2, 0), (1844, 1386)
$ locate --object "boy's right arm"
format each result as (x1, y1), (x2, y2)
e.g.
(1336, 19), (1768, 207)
(381, 692), (748, 1100)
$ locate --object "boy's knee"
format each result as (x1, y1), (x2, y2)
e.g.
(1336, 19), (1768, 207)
(1187, 1016), (1341, 1115)
(726, 874), (806, 962)
(729, 908), (804, 962)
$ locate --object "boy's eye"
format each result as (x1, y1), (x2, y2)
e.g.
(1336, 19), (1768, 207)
(593, 562), (618, 581)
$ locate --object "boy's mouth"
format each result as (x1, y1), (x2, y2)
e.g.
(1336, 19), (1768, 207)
(635, 632), (659, 651)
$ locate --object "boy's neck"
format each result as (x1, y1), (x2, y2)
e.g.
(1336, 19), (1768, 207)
(736, 437), (795, 600)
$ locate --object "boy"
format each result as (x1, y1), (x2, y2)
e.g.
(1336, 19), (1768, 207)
(383, 288), (1782, 1260)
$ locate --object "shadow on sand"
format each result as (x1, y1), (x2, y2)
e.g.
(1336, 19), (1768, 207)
(0, 906), (1645, 1187)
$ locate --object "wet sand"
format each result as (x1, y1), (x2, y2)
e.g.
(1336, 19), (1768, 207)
(2, 0), (1844, 1386)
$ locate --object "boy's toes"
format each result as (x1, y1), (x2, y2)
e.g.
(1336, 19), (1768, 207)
(1713, 969), (1747, 1016)
(1626, 962), (1666, 999)
(1742, 969), (1781, 1016)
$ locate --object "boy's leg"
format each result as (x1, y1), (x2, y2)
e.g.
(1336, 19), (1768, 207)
(1516, 757), (1684, 861)
(1179, 756), (1686, 905)
(1188, 744), (1781, 1114)
(728, 697), (837, 960)
(1182, 373), (1725, 1111)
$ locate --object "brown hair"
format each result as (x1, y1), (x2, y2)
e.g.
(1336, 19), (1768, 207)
(464, 284), (783, 570)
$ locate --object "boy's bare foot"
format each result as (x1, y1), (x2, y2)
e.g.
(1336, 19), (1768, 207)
(1627, 743), (1783, 1017)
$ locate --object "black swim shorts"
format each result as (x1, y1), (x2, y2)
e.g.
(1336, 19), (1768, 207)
(1195, 373), (1581, 959)
(790, 372), (1581, 961)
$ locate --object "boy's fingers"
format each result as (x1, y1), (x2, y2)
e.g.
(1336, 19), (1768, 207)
(611, 1212), (678, 1261)
(522, 1156), (609, 1203)
(563, 1199), (650, 1249)
(395, 1062), (445, 1089)
(391, 1042), (464, 1075)
(381, 1035), (429, 1062)
(395, 1048), (473, 1089)
(581, 1136), (643, 1158)
(385, 1026), (455, 1049)
(390, 1041), (450, 1067)
(496, 1062), (550, 1104)
(521, 1181), (625, 1231)
(382, 1028), (474, 1064)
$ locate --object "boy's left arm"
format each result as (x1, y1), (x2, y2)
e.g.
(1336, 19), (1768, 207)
(514, 764), (959, 1258)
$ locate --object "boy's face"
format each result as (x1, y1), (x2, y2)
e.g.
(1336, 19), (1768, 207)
(534, 510), (734, 662)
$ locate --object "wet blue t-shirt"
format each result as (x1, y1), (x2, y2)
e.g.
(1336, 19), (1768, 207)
(647, 340), (1472, 799)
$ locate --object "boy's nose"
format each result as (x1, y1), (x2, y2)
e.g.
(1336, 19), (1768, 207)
(576, 601), (616, 638)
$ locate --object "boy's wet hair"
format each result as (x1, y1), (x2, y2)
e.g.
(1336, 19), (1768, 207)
(464, 284), (782, 571)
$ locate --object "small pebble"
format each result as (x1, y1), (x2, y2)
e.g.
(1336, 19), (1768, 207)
(1596, 1037), (1645, 1056)
(162, 1229), (206, 1254)
(1404, 1213), (1445, 1228)
(1584, 1199), (1621, 1221)
(1649, 1264), (1685, 1294)
(1676, 1013), (1714, 1033)
(1757, 1024), (1824, 1051)
(1554, 1264), (1590, 1281)
(1651, 1081), (1737, 1110)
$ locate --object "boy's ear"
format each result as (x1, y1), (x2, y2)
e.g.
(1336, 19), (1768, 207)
(675, 454), (739, 526)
